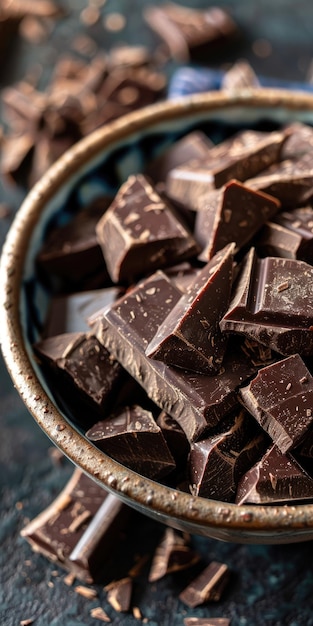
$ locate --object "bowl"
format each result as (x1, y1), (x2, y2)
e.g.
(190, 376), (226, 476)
(2, 88), (313, 545)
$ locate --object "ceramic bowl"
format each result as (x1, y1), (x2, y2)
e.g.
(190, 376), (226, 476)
(2, 88), (313, 545)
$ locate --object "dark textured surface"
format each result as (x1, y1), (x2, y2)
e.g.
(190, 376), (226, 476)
(2, 1), (313, 625)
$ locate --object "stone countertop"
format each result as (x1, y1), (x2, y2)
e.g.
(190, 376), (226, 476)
(2, 2), (313, 625)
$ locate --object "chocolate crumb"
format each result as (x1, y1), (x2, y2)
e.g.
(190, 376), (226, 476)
(75, 585), (98, 599)
(132, 606), (143, 620)
(20, 620), (35, 626)
(63, 572), (76, 586)
(90, 607), (111, 622)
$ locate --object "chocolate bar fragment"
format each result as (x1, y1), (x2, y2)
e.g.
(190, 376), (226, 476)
(34, 332), (126, 423)
(166, 130), (286, 209)
(179, 561), (230, 607)
(221, 60), (260, 90)
(105, 577), (133, 612)
(189, 409), (268, 502)
(146, 244), (234, 374)
(195, 180), (280, 258)
(144, 3), (237, 62)
(93, 270), (259, 441)
(280, 122), (313, 161)
(156, 411), (190, 467)
(148, 528), (199, 583)
(86, 405), (176, 480)
(37, 196), (113, 287)
(236, 444), (313, 504)
(239, 355), (313, 453)
(96, 174), (199, 284)
(44, 287), (121, 337)
(21, 469), (129, 583)
(145, 131), (213, 184)
(220, 248), (313, 356)
(184, 619), (231, 626)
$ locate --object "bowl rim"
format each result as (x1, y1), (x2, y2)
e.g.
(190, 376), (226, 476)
(2, 87), (313, 535)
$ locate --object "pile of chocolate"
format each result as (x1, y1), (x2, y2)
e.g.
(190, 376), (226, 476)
(35, 120), (313, 507)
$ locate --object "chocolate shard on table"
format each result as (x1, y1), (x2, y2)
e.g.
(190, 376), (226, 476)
(239, 354), (313, 453)
(220, 247), (313, 356)
(86, 405), (176, 480)
(189, 409), (268, 502)
(93, 269), (259, 441)
(195, 180), (280, 258)
(144, 3), (238, 62)
(145, 130), (213, 185)
(221, 60), (260, 90)
(148, 527), (200, 583)
(105, 577), (133, 612)
(34, 331), (127, 423)
(21, 468), (130, 583)
(43, 287), (121, 337)
(36, 196), (113, 288)
(96, 174), (199, 284)
(179, 561), (230, 607)
(246, 152), (313, 208)
(235, 444), (313, 504)
(184, 617), (230, 626)
(146, 243), (235, 374)
(166, 130), (286, 208)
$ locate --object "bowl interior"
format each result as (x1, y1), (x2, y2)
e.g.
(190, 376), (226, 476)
(4, 90), (313, 543)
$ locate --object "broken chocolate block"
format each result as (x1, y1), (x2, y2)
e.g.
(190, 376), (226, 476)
(21, 469), (129, 583)
(86, 405), (176, 480)
(280, 122), (313, 161)
(37, 196), (112, 287)
(96, 174), (199, 284)
(221, 60), (260, 90)
(146, 243), (234, 374)
(239, 354), (313, 453)
(189, 409), (268, 502)
(93, 270), (259, 442)
(34, 332), (126, 423)
(166, 130), (286, 209)
(156, 411), (190, 467)
(145, 130), (213, 184)
(220, 248), (313, 356)
(236, 444), (313, 504)
(144, 3), (237, 62)
(195, 180), (280, 258)
(179, 561), (230, 607)
(105, 577), (133, 612)
(148, 528), (199, 582)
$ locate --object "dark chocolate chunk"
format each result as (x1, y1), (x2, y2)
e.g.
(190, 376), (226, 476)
(148, 528), (199, 582)
(236, 444), (313, 504)
(21, 469), (129, 583)
(105, 577), (133, 612)
(156, 411), (190, 467)
(239, 354), (313, 453)
(96, 174), (199, 284)
(179, 561), (230, 607)
(280, 122), (313, 161)
(93, 270), (260, 441)
(98, 66), (166, 111)
(144, 3), (237, 62)
(86, 405), (176, 480)
(195, 180), (280, 258)
(146, 243), (235, 374)
(189, 409), (268, 502)
(220, 248), (313, 356)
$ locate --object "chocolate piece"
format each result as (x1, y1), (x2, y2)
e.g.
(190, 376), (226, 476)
(184, 617), (230, 626)
(144, 3), (237, 62)
(86, 405), (176, 480)
(93, 270), (259, 441)
(21, 469), (129, 583)
(166, 130), (286, 208)
(145, 131), (213, 184)
(44, 287), (121, 336)
(34, 332), (126, 421)
(189, 409), (268, 502)
(255, 221), (310, 262)
(156, 411), (190, 467)
(239, 355), (313, 453)
(37, 196), (112, 286)
(269, 205), (313, 264)
(179, 562), (229, 607)
(220, 248), (313, 356)
(280, 122), (313, 161)
(148, 528), (199, 582)
(222, 60), (260, 90)
(195, 180), (280, 258)
(96, 174), (198, 284)
(236, 444), (313, 504)
(146, 244), (234, 374)
(98, 66), (166, 110)
(105, 577), (133, 612)
(164, 263), (201, 293)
